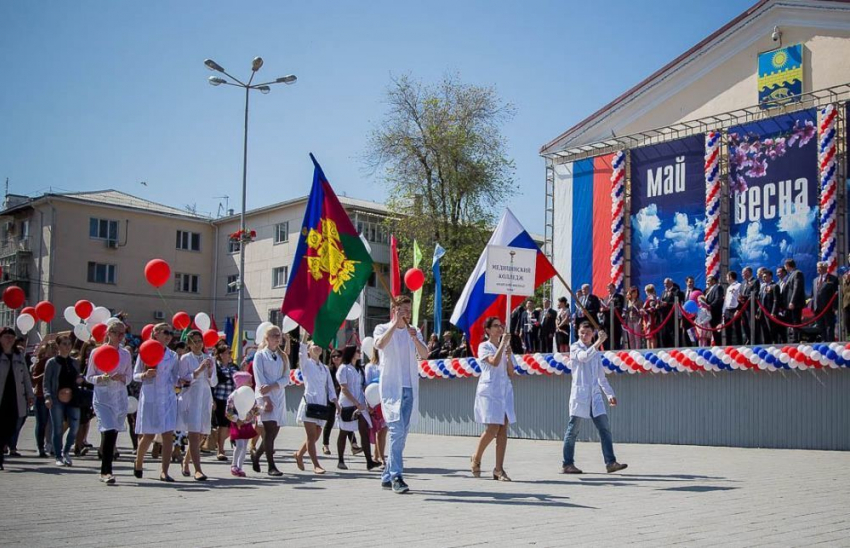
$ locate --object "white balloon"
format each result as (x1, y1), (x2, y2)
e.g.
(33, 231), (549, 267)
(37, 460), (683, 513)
(194, 312), (211, 332)
(233, 386), (255, 418)
(255, 321), (273, 344)
(346, 301), (362, 321)
(74, 322), (91, 341)
(16, 313), (35, 334)
(281, 315), (298, 333)
(64, 306), (80, 326)
(361, 336), (375, 359)
(365, 383), (381, 407)
(89, 306), (111, 324)
(126, 396), (139, 415)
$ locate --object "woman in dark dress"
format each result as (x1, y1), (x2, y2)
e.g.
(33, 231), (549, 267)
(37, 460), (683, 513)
(0, 327), (34, 470)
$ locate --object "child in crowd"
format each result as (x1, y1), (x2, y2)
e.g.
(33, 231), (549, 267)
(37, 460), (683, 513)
(226, 372), (258, 477)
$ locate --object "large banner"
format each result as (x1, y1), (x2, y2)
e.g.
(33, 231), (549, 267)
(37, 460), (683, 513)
(728, 109), (819, 280)
(630, 135), (706, 292)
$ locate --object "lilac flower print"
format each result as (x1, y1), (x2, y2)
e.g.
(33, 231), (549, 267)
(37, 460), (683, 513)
(767, 137), (786, 160)
(730, 173), (748, 194)
(796, 120), (816, 147)
(745, 158), (768, 178)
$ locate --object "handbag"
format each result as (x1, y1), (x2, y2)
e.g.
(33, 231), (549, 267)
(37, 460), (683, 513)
(304, 397), (333, 421)
(340, 406), (358, 422)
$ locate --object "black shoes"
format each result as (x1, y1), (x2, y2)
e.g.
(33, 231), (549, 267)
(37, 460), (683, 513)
(133, 468), (143, 478)
(392, 477), (410, 494)
(268, 468), (283, 477)
(381, 480), (392, 489)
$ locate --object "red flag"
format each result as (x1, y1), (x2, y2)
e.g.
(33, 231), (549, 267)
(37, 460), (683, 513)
(390, 235), (401, 297)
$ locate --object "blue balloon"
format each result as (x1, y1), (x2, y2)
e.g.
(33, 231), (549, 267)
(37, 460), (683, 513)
(683, 300), (699, 315)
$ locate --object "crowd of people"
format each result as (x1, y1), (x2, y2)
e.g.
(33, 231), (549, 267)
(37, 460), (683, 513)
(0, 295), (629, 492)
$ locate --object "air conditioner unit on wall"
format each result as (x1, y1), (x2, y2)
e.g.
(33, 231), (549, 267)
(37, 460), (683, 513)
(153, 310), (165, 320)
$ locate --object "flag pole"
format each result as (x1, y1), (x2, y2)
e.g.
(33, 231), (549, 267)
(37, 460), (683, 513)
(373, 265), (395, 303)
(554, 270), (602, 332)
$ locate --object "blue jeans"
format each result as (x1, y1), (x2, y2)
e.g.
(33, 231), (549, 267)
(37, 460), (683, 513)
(34, 397), (50, 453)
(382, 387), (413, 483)
(562, 413), (616, 466)
(49, 400), (80, 458)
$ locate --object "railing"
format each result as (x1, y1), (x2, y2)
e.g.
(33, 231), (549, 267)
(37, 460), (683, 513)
(0, 236), (33, 256)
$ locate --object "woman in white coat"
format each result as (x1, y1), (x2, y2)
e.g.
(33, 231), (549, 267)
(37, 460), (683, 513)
(177, 330), (216, 481)
(336, 345), (379, 471)
(294, 338), (339, 475)
(85, 322), (132, 484)
(133, 323), (186, 482)
(471, 316), (516, 482)
(250, 326), (290, 477)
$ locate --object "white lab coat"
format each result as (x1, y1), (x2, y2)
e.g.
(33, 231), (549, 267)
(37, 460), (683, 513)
(375, 322), (424, 425)
(86, 346), (133, 432)
(568, 341), (616, 419)
(296, 343), (336, 427)
(253, 348), (290, 424)
(134, 348), (185, 435)
(337, 363), (371, 431)
(176, 352), (217, 434)
(474, 341), (516, 425)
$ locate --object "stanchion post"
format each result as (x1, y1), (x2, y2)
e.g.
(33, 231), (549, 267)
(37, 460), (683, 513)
(673, 296), (680, 348)
(750, 297), (756, 345)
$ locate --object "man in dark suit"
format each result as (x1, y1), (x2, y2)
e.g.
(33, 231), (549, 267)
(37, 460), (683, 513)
(812, 261), (838, 342)
(739, 266), (760, 344)
(784, 259), (806, 342)
(775, 266), (789, 343)
(756, 270), (779, 344)
(520, 300), (541, 353)
(600, 283), (625, 350)
(538, 298), (557, 353)
(573, 284), (601, 338)
(510, 303), (525, 354)
(659, 278), (685, 347)
(699, 275), (725, 346)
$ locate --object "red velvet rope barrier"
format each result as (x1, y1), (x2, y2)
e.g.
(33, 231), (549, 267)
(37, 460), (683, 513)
(754, 292), (837, 328)
(678, 299), (750, 332)
(614, 304), (676, 339)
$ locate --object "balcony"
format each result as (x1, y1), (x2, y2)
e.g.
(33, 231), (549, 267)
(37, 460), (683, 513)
(0, 236), (33, 258)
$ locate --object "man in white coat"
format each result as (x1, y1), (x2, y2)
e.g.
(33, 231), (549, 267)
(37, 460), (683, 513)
(374, 295), (428, 494)
(562, 322), (628, 474)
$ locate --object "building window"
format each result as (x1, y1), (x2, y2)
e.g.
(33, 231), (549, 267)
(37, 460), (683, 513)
(174, 273), (200, 293)
(176, 230), (201, 251)
(226, 274), (238, 294)
(272, 266), (288, 288)
(18, 220), (30, 241)
(87, 262), (116, 284)
(269, 309), (282, 327)
(89, 218), (118, 241)
(228, 239), (241, 254)
(274, 222), (289, 244)
(356, 219), (388, 244)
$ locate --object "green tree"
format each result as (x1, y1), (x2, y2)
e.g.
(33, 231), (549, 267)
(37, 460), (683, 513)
(366, 73), (517, 319)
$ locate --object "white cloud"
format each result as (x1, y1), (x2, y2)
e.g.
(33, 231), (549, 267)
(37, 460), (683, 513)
(731, 221), (773, 264)
(777, 203), (817, 241)
(634, 204), (661, 240)
(663, 212), (706, 259)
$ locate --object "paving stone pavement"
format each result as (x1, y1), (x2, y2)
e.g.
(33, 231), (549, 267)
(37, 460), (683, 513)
(2, 423), (849, 547)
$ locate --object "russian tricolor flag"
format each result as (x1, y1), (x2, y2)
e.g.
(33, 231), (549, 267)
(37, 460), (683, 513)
(552, 154), (615, 300)
(451, 209), (556, 355)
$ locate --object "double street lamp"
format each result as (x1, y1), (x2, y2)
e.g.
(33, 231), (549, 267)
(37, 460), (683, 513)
(205, 57), (296, 363)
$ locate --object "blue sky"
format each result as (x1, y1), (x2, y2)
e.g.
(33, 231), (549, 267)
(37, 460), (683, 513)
(1, 0), (754, 233)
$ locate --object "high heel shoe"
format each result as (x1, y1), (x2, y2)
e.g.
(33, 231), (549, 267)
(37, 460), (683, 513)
(251, 451), (261, 473)
(493, 469), (511, 482)
(470, 456), (481, 478)
(133, 467), (143, 479)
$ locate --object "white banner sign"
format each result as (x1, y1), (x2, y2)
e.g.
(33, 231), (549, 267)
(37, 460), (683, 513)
(484, 245), (537, 296)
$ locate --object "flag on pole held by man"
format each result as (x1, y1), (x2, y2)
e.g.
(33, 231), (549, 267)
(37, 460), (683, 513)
(281, 154), (374, 347)
(432, 243), (446, 337)
(390, 235), (401, 297)
(450, 209), (556, 356)
(412, 239), (423, 326)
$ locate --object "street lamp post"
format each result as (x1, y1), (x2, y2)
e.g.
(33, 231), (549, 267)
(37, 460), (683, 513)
(205, 57), (296, 363)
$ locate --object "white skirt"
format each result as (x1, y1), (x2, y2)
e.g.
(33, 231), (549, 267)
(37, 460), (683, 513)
(296, 400), (327, 428)
(338, 409), (372, 432)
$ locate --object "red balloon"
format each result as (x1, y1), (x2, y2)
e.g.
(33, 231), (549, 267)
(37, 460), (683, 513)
(140, 340), (165, 367)
(172, 311), (191, 331)
(35, 301), (55, 323)
(202, 329), (220, 347)
(144, 259), (171, 288)
(404, 268), (425, 292)
(75, 300), (94, 320)
(141, 323), (154, 340)
(2, 286), (25, 309)
(21, 306), (37, 319)
(91, 323), (108, 343)
(92, 345), (120, 374)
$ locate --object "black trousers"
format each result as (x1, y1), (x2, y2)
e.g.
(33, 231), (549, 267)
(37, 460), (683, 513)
(101, 430), (118, 475)
(819, 312), (836, 342)
(787, 308), (802, 342)
(724, 308), (742, 345)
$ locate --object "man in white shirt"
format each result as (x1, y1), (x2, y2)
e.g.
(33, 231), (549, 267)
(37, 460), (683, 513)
(562, 322), (627, 474)
(723, 271), (743, 345)
(374, 295), (428, 494)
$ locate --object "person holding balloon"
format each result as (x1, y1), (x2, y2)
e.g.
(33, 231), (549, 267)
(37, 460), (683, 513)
(294, 336), (339, 475)
(225, 371), (259, 477)
(177, 330), (217, 481)
(363, 344), (387, 467)
(86, 321), (132, 484)
(470, 316), (516, 481)
(336, 344), (379, 471)
(133, 323), (184, 482)
(212, 343), (238, 461)
(250, 325), (290, 477)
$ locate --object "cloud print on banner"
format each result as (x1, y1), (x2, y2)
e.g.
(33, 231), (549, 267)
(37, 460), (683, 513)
(630, 134), (707, 292)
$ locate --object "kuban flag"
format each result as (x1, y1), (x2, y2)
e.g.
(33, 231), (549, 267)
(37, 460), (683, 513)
(281, 154), (374, 347)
